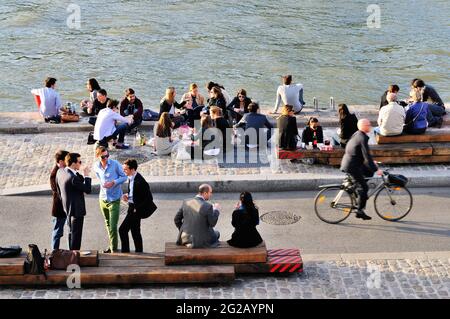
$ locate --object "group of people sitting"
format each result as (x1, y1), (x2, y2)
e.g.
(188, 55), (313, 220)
(376, 79), (446, 136)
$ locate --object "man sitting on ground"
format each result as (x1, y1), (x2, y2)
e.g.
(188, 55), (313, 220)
(412, 79), (445, 127)
(174, 184), (221, 248)
(380, 84), (408, 109)
(235, 102), (273, 147)
(31, 77), (62, 123)
(94, 99), (133, 149)
(120, 88), (144, 132)
(376, 92), (405, 136)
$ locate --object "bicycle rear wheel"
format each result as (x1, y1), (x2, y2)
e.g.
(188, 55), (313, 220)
(314, 187), (354, 224)
(374, 184), (413, 221)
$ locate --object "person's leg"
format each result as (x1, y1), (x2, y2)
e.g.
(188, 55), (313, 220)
(70, 216), (84, 251)
(100, 200), (112, 250)
(130, 213), (143, 253)
(51, 216), (66, 250)
(113, 123), (129, 144)
(119, 207), (133, 253)
(127, 119), (142, 132)
(350, 171), (369, 212)
(429, 103), (446, 117)
(108, 200), (121, 252)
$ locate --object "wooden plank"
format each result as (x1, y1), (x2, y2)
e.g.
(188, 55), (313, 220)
(0, 257), (24, 276)
(0, 265), (235, 286)
(98, 252), (164, 260)
(370, 144), (433, 157)
(431, 143), (450, 156)
(329, 155), (450, 166)
(376, 130), (450, 144)
(99, 258), (165, 268)
(79, 251), (99, 267)
(165, 241), (267, 265)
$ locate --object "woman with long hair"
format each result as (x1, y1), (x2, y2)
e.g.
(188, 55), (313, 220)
(180, 83), (205, 127)
(153, 112), (177, 155)
(159, 87), (187, 127)
(334, 103), (358, 148)
(277, 104), (299, 150)
(227, 192), (263, 248)
(81, 78), (101, 113)
(205, 86), (228, 120)
(227, 88), (252, 122)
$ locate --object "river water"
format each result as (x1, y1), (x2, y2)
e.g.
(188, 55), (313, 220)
(0, 0), (449, 112)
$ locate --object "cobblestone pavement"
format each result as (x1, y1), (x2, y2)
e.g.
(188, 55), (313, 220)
(0, 132), (449, 191)
(0, 257), (449, 299)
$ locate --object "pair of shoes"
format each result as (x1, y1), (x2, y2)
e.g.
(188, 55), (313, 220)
(115, 144), (130, 149)
(436, 118), (443, 129)
(355, 211), (372, 220)
(103, 248), (112, 253)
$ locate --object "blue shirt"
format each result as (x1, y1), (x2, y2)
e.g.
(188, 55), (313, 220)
(94, 159), (127, 202)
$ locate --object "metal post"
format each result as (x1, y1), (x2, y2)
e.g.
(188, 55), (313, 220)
(330, 97), (335, 111)
(313, 97), (318, 112)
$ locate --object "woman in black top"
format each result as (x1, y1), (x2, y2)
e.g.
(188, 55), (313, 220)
(338, 104), (358, 148)
(227, 192), (263, 248)
(227, 89), (252, 123)
(302, 117), (323, 145)
(159, 87), (186, 128)
(277, 104), (299, 150)
(206, 86), (228, 120)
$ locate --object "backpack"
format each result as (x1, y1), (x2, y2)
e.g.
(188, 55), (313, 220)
(24, 244), (47, 278)
(0, 245), (22, 258)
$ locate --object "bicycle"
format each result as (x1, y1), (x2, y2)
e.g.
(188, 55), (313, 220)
(314, 169), (413, 224)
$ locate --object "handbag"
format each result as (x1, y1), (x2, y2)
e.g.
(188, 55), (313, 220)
(61, 112), (80, 123)
(49, 249), (80, 270)
(0, 245), (22, 258)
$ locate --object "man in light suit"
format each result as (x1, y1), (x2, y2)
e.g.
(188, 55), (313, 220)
(56, 153), (92, 250)
(174, 184), (220, 248)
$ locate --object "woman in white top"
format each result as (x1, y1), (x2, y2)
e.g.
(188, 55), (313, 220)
(153, 112), (178, 155)
(270, 75), (304, 114)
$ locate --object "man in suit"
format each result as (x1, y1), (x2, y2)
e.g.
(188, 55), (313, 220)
(119, 159), (156, 253)
(50, 150), (69, 250)
(56, 153), (92, 250)
(235, 102), (273, 148)
(174, 184), (220, 248)
(340, 119), (382, 220)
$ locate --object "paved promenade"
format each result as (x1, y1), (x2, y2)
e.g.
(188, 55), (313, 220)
(0, 105), (449, 195)
(1, 252), (449, 299)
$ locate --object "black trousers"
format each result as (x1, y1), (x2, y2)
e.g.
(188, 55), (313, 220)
(348, 169), (369, 211)
(68, 216), (84, 250)
(119, 205), (143, 253)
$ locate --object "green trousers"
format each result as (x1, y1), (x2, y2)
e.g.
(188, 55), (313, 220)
(100, 199), (120, 251)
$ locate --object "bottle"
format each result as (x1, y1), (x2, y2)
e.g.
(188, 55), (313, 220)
(67, 102), (72, 114)
(313, 131), (318, 149)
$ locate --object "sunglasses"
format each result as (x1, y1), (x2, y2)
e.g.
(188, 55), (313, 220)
(101, 154), (109, 159)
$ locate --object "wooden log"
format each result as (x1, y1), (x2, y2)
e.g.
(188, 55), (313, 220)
(0, 257), (24, 276)
(431, 143), (450, 156)
(0, 265), (235, 286)
(78, 250), (99, 267)
(370, 144), (433, 156)
(376, 130), (450, 144)
(165, 241), (267, 265)
(99, 258), (165, 268)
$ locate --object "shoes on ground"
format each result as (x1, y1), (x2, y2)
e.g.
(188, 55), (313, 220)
(355, 211), (372, 220)
(115, 144), (130, 149)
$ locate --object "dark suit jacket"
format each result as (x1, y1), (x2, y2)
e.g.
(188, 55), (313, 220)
(340, 130), (377, 176)
(56, 168), (92, 218)
(277, 115), (299, 150)
(50, 165), (66, 218)
(129, 173), (155, 218)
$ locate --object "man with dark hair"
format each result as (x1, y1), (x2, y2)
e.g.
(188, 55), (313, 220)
(94, 99), (133, 149)
(31, 77), (62, 123)
(120, 159), (156, 253)
(271, 74), (304, 114)
(174, 184), (220, 248)
(236, 102), (273, 147)
(56, 153), (91, 250)
(380, 84), (408, 109)
(50, 150), (69, 250)
(412, 79), (445, 127)
(120, 88), (144, 132)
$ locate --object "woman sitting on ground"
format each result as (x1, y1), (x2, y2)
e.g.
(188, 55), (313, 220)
(204, 86), (228, 120)
(334, 103), (358, 148)
(277, 104), (299, 150)
(302, 117), (324, 146)
(180, 83), (205, 127)
(159, 87), (187, 128)
(227, 192), (263, 248)
(206, 81), (231, 105)
(227, 89), (252, 123)
(191, 114), (215, 159)
(403, 90), (429, 135)
(81, 78), (101, 114)
(153, 112), (177, 156)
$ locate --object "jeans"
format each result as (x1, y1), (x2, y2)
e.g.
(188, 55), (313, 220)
(128, 118), (142, 132)
(100, 123), (129, 144)
(119, 204), (143, 253)
(51, 216), (67, 250)
(427, 104), (445, 126)
(100, 199), (121, 251)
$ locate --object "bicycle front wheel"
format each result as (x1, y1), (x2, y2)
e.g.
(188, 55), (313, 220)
(374, 184), (413, 221)
(314, 187), (354, 224)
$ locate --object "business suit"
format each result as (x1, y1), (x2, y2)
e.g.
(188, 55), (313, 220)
(56, 168), (92, 250)
(50, 165), (67, 250)
(340, 130), (377, 211)
(119, 173), (155, 253)
(174, 196), (220, 248)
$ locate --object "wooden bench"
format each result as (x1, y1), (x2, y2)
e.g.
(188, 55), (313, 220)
(235, 248), (303, 274)
(376, 129), (450, 144)
(164, 241), (267, 265)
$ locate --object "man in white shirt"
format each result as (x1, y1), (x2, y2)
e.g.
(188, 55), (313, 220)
(31, 77), (62, 123)
(376, 93), (406, 136)
(94, 99), (133, 149)
(270, 75), (305, 114)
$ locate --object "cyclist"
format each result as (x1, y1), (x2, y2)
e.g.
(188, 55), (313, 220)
(340, 119), (383, 220)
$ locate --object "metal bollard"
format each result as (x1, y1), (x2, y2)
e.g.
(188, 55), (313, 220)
(313, 97), (319, 111)
(330, 97), (335, 111)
